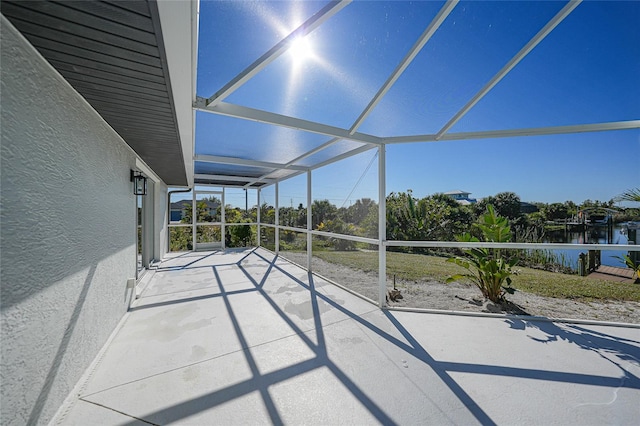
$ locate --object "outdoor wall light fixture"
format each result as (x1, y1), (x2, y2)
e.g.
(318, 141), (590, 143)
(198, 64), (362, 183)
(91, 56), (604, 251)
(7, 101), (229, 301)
(130, 170), (147, 195)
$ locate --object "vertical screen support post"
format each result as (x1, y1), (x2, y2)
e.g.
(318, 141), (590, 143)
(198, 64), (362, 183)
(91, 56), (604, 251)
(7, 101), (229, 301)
(378, 145), (386, 307)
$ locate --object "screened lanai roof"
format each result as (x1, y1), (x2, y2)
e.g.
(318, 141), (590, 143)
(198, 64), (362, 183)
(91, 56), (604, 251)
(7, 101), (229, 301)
(3, 1), (637, 188)
(193, 0), (639, 189)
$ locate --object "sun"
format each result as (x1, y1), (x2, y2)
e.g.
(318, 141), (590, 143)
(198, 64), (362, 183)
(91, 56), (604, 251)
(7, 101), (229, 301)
(287, 36), (314, 67)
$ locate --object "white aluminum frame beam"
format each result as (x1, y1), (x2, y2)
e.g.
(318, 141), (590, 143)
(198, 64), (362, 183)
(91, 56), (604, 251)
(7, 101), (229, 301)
(271, 169), (308, 185)
(195, 100), (384, 146)
(311, 230), (378, 245)
(244, 170), (304, 188)
(243, 137), (345, 188)
(244, 138), (377, 188)
(205, 0), (351, 107)
(307, 171), (312, 271)
(194, 174), (276, 184)
(221, 189), (226, 250)
(309, 144), (376, 171)
(378, 145), (386, 308)
(240, 1), (456, 188)
(275, 182), (279, 253)
(435, 0), (582, 140)
(350, 0), (458, 134)
(192, 188), (196, 250)
(256, 188), (261, 246)
(265, 226), (380, 246)
(195, 154), (308, 171)
(238, 2), (455, 187)
(215, 0), (456, 189)
(385, 240), (640, 251)
(255, 144), (375, 190)
(193, 0), (635, 204)
(384, 120), (640, 144)
(286, 137), (342, 167)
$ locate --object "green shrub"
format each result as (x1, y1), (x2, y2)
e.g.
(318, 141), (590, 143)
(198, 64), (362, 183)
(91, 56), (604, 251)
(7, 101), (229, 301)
(446, 205), (518, 302)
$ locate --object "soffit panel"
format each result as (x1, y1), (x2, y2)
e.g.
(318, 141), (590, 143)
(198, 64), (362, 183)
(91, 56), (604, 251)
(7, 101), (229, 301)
(1, 0), (188, 186)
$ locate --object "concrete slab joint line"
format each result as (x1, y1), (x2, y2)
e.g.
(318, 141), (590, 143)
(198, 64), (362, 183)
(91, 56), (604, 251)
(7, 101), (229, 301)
(82, 400), (161, 425)
(53, 249), (640, 425)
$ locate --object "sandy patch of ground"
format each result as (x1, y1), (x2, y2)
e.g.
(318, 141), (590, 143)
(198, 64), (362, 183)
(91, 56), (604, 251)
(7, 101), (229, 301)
(281, 252), (640, 325)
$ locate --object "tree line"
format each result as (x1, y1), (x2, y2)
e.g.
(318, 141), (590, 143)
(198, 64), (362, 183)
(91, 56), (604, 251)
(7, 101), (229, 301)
(269, 191), (639, 247)
(170, 192), (639, 251)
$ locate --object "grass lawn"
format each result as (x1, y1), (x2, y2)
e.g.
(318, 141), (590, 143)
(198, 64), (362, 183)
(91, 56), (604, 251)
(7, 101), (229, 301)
(312, 250), (640, 302)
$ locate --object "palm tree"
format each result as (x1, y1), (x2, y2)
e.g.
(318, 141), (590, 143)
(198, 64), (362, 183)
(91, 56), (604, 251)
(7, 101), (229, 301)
(615, 188), (640, 203)
(312, 199), (337, 228)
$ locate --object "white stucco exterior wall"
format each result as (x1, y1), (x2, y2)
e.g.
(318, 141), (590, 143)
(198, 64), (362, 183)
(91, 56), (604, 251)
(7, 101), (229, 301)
(0, 18), (167, 425)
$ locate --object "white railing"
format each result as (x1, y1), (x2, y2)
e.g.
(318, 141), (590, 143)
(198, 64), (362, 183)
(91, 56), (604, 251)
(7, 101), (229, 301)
(385, 240), (639, 251)
(254, 221), (639, 308)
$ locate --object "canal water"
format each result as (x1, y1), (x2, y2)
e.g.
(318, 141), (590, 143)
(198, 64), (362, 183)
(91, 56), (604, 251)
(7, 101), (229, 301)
(544, 225), (633, 269)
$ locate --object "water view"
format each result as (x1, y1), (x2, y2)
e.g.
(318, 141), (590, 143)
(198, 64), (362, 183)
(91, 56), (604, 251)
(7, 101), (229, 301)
(544, 225), (635, 270)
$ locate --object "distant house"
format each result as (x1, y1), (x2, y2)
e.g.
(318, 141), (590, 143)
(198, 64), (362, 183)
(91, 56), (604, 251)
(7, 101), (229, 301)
(170, 199), (220, 222)
(520, 202), (539, 214)
(444, 190), (477, 205)
(170, 200), (190, 222)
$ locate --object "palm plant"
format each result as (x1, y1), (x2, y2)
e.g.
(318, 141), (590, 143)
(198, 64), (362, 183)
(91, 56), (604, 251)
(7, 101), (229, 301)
(446, 205), (518, 302)
(615, 188), (640, 203)
(613, 254), (640, 283)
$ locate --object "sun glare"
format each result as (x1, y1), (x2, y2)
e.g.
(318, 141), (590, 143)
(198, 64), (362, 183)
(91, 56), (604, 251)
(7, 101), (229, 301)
(288, 36), (314, 66)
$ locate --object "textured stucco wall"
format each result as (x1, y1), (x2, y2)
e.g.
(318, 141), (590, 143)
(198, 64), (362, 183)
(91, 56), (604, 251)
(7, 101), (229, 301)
(0, 18), (152, 425)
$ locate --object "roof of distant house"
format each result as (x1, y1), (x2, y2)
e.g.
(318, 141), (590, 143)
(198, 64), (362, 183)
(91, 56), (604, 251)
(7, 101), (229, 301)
(444, 190), (471, 196)
(170, 199), (219, 209)
(520, 201), (539, 213)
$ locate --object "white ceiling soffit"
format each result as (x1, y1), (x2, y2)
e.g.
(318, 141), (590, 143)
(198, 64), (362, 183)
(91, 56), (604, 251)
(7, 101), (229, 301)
(1, 0), (196, 186)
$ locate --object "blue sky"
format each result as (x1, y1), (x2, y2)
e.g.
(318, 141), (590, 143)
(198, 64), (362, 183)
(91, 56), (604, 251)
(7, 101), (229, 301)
(194, 1), (639, 207)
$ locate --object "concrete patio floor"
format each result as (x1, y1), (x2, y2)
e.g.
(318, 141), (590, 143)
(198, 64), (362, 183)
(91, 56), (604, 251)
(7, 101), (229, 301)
(58, 248), (639, 425)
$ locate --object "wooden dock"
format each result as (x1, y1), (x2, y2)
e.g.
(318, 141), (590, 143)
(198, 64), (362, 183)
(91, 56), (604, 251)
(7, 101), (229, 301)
(587, 265), (637, 284)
